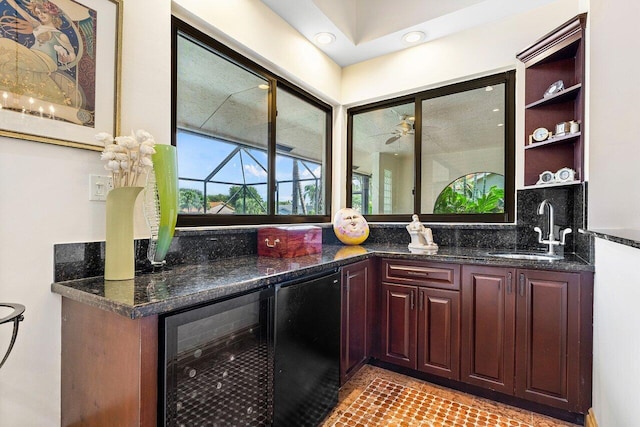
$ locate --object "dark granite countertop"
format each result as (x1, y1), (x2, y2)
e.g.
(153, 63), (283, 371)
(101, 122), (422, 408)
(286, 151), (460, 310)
(51, 244), (593, 319)
(582, 228), (640, 250)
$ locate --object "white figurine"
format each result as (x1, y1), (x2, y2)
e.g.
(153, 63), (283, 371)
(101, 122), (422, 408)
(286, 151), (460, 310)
(406, 214), (438, 253)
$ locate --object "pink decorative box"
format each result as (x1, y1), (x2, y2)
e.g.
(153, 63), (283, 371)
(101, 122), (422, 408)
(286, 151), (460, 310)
(257, 226), (322, 258)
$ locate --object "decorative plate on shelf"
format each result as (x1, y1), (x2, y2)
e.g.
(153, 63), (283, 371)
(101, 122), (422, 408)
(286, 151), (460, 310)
(543, 80), (565, 98)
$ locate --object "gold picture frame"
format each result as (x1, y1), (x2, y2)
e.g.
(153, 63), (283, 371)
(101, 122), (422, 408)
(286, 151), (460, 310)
(0, 0), (122, 151)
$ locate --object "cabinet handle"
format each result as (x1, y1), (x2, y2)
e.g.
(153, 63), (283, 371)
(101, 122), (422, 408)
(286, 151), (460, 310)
(507, 272), (512, 294)
(410, 291), (415, 310)
(264, 238), (280, 248)
(519, 273), (525, 297)
(407, 270), (428, 277)
(419, 290), (424, 311)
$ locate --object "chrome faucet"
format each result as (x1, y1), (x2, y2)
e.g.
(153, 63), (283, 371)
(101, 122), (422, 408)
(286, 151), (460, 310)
(533, 199), (572, 256)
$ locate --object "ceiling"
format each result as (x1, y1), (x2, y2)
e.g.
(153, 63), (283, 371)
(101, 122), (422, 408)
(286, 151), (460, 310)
(261, 0), (559, 66)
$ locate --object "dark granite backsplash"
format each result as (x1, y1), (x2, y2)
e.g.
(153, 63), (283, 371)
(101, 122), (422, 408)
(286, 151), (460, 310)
(54, 183), (592, 281)
(515, 183), (592, 262)
(54, 228), (258, 282)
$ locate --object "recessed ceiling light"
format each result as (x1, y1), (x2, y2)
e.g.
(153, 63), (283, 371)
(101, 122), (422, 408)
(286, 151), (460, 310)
(493, 108), (500, 112)
(497, 123), (504, 127)
(485, 86), (494, 92)
(258, 84), (269, 90)
(402, 31), (425, 44)
(314, 32), (335, 45)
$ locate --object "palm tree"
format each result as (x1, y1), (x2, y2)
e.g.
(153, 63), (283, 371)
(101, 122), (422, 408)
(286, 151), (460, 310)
(303, 182), (322, 214)
(179, 188), (204, 212)
(228, 185), (266, 214)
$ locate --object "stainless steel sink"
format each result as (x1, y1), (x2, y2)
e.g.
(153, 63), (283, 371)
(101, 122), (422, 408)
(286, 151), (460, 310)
(487, 252), (563, 261)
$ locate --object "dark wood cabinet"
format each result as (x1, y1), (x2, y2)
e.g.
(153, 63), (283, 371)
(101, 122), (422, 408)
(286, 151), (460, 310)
(59, 255), (592, 424)
(340, 258), (376, 384)
(461, 265), (516, 394)
(515, 269), (592, 413)
(417, 287), (460, 379)
(517, 14), (587, 187)
(461, 265), (593, 414)
(381, 282), (417, 369)
(380, 259), (460, 379)
(61, 298), (158, 427)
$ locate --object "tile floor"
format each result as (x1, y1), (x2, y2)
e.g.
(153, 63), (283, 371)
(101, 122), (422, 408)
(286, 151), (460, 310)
(321, 365), (580, 427)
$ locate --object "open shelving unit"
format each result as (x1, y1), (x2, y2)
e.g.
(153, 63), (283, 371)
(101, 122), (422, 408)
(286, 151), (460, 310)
(517, 14), (587, 188)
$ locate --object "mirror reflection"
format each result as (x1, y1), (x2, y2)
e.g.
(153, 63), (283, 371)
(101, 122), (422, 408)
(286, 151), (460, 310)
(421, 84), (505, 214)
(351, 103), (415, 215)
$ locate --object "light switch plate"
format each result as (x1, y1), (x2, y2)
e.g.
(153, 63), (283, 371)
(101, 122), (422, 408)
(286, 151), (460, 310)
(90, 175), (114, 201)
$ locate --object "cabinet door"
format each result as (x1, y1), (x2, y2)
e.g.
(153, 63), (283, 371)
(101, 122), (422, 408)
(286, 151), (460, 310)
(461, 266), (516, 394)
(380, 283), (417, 369)
(417, 288), (460, 380)
(341, 260), (370, 383)
(515, 269), (581, 411)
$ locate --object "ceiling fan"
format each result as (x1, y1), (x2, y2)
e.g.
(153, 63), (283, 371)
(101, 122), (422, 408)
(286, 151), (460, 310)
(384, 115), (415, 144)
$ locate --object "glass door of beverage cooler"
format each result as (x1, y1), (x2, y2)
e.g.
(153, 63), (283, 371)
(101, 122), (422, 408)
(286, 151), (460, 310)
(161, 287), (274, 426)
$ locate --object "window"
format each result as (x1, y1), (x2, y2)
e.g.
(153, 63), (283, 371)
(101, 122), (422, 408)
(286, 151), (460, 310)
(173, 18), (332, 226)
(349, 101), (415, 216)
(348, 71), (515, 222)
(433, 172), (504, 214)
(275, 87), (328, 216)
(383, 169), (393, 214)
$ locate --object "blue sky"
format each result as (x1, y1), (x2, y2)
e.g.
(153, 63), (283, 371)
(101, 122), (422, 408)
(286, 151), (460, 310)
(177, 131), (321, 203)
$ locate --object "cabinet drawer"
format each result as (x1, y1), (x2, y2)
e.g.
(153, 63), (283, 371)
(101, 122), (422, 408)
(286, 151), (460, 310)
(382, 259), (460, 290)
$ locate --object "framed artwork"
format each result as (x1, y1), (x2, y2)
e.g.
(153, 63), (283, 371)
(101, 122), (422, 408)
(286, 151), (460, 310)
(0, 0), (122, 150)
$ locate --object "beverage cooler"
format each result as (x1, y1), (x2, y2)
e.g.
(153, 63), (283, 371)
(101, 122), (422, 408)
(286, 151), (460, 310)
(160, 287), (275, 426)
(160, 270), (341, 426)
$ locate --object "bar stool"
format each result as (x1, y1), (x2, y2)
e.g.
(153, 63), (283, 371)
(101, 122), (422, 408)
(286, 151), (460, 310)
(0, 303), (25, 370)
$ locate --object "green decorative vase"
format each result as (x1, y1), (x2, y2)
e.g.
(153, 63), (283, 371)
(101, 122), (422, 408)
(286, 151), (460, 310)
(105, 186), (144, 280)
(144, 145), (178, 265)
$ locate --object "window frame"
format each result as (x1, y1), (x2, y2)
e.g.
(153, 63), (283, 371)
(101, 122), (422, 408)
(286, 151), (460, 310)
(172, 17), (333, 227)
(346, 71), (515, 223)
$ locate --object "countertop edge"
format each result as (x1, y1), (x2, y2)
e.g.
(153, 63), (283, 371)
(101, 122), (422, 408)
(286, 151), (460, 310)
(581, 228), (640, 251)
(51, 248), (592, 319)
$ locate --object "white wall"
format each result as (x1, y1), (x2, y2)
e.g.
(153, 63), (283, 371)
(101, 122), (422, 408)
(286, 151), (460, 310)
(0, 140), (104, 425)
(370, 152), (413, 214)
(588, 0), (640, 229)
(588, 1), (640, 426)
(591, 239), (640, 426)
(0, 0), (171, 424)
(0, 0), (173, 421)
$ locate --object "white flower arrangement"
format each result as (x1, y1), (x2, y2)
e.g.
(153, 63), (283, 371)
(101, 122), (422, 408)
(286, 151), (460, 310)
(96, 129), (156, 188)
